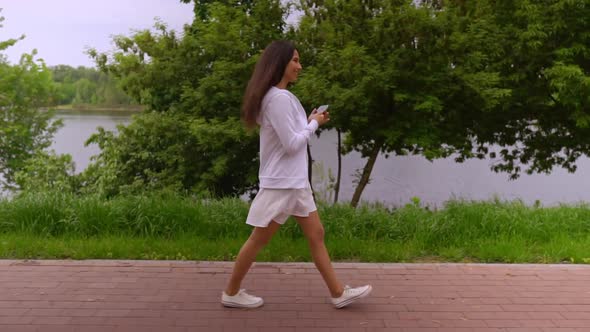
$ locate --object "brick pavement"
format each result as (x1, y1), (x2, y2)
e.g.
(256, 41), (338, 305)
(0, 260), (589, 332)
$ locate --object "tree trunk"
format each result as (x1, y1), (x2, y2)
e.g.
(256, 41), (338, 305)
(307, 144), (315, 200)
(350, 140), (382, 208)
(334, 129), (342, 204)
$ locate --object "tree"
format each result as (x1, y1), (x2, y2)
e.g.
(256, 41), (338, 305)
(77, 0), (590, 204)
(83, 0), (288, 197)
(294, 0), (510, 207)
(48, 65), (135, 106)
(296, 0), (590, 207)
(73, 78), (96, 104)
(15, 151), (77, 193)
(445, 0), (590, 179)
(0, 10), (61, 190)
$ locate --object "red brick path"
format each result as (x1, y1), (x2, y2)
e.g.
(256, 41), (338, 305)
(0, 260), (589, 331)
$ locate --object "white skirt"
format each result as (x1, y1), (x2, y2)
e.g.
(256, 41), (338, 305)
(246, 185), (317, 227)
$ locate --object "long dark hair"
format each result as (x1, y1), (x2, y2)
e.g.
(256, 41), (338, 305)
(242, 40), (296, 128)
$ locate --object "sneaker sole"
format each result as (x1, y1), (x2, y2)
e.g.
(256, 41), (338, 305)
(221, 299), (264, 309)
(334, 285), (373, 309)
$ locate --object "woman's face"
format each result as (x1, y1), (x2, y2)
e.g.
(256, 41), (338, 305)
(283, 50), (302, 83)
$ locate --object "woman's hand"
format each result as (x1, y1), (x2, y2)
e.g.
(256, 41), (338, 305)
(308, 108), (330, 126)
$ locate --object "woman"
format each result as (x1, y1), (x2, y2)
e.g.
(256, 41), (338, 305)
(221, 40), (372, 309)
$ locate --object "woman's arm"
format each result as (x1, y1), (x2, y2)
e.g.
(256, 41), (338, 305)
(265, 94), (318, 155)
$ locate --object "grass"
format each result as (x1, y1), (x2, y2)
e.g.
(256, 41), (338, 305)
(1, 191), (590, 263)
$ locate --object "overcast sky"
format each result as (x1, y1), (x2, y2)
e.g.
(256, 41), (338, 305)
(0, 0), (195, 67)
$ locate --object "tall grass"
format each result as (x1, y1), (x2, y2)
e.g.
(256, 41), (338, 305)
(1, 192), (590, 263)
(0, 192), (252, 237)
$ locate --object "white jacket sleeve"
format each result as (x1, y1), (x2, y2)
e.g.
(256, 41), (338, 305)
(265, 93), (319, 155)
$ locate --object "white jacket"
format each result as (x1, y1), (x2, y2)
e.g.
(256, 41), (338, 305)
(256, 86), (319, 189)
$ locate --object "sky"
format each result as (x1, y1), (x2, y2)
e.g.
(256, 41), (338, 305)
(0, 0), (195, 67)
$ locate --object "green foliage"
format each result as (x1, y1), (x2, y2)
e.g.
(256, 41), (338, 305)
(444, 0), (590, 178)
(82, 112), (188, 197)
(295, 0), (590, 205)
(82, 111), (259, 197)
(49, 65), (135, 106)
(83, 0), (287, 197)
(294, 0), (512, 205)
(6, 1), (590, 204)
(14, 151), (78, 193)
(0, 28), (61, 189)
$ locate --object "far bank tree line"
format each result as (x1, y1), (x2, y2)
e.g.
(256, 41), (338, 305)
(50, 65), (136, 107)
(1, 0), (589, 207)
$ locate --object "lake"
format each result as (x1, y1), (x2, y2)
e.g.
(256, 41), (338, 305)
(50, 110), (590, 207)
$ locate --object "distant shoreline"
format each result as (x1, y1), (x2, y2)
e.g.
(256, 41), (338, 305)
(45, 104), (144, 112)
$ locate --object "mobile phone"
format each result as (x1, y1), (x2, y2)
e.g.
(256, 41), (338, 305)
(316, 105), (329, 114)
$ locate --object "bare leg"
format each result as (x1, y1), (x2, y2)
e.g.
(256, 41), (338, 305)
(294, 211), (344, 298)
(224, 221), (281, 295)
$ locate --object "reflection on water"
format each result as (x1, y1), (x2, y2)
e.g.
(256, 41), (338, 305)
(48, 110), (590, 207)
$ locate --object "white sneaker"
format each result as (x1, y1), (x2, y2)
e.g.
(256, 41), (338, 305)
(331, 285), (372, 308)
(221, 289), (264, 308)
